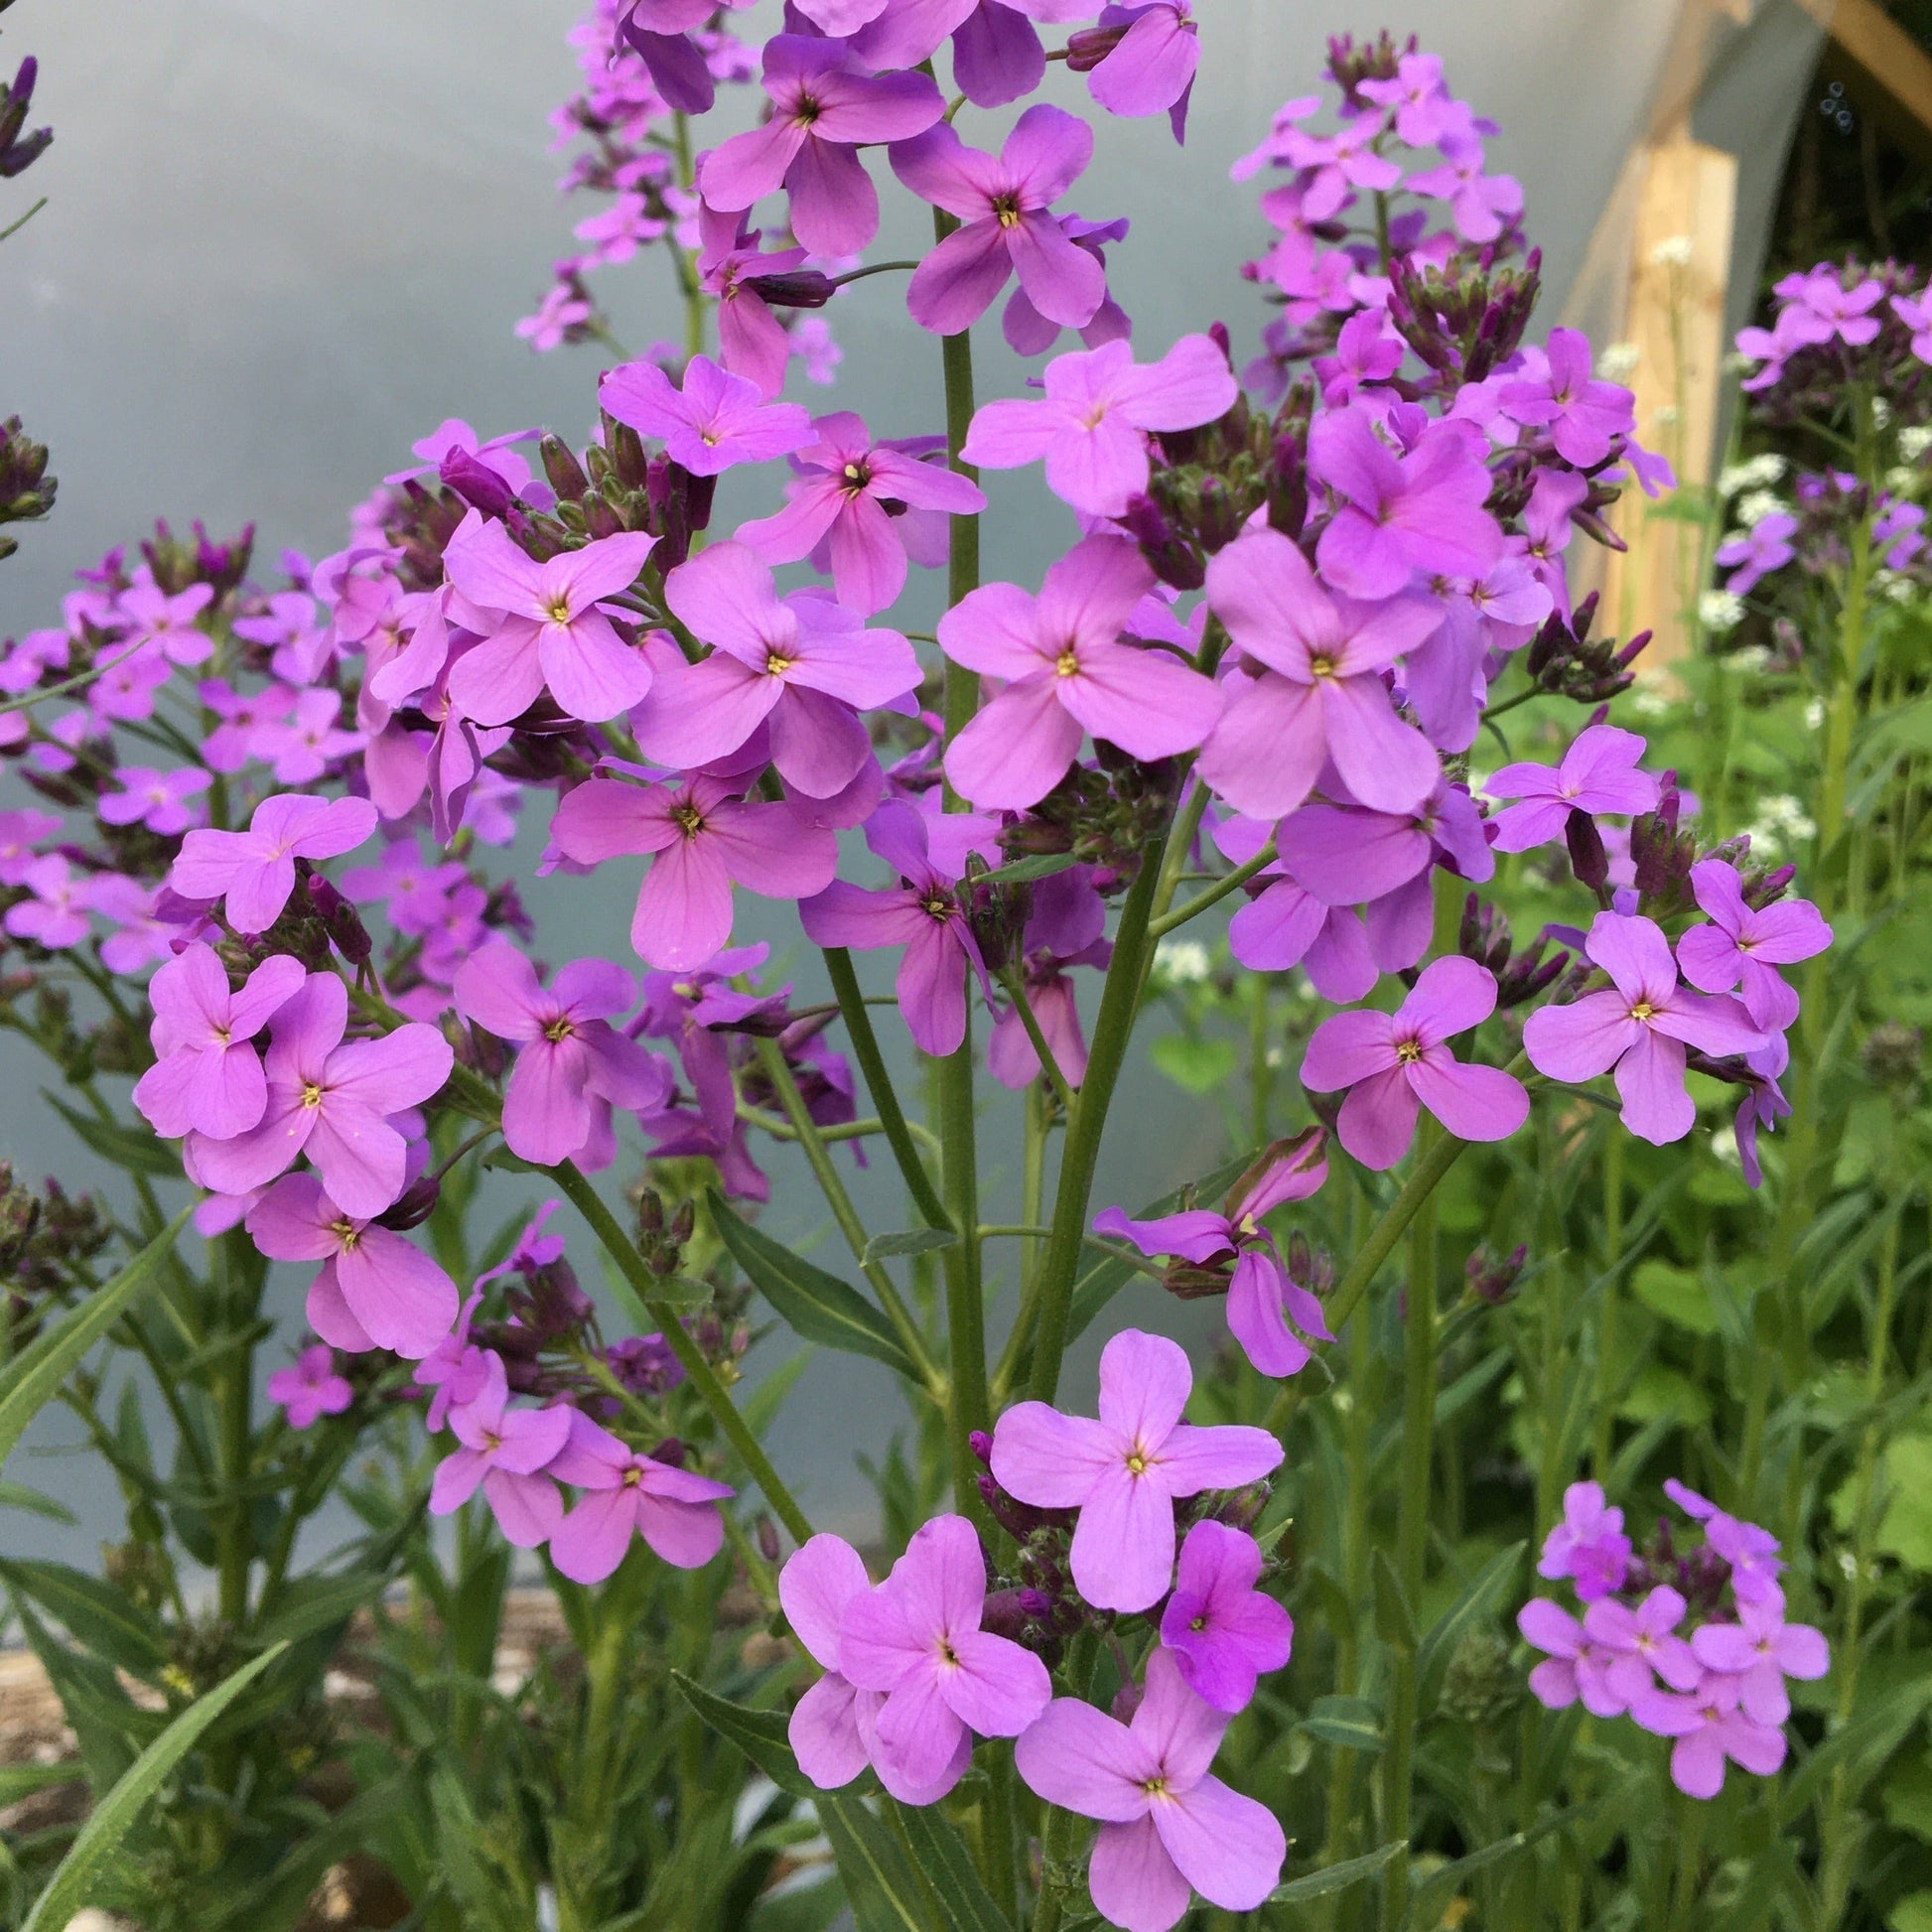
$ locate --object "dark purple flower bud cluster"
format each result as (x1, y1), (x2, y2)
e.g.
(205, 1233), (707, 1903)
(1522, 593), (1651, 707)
(0, 415), (55, 561)
(0, 55), (51, 181)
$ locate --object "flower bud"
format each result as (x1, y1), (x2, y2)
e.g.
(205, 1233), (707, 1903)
(376, 1174), (441, 1231)
(1564, 809), (1609, 893)
(304, 872), (372, 965)
(756, 1514), (781, 1565)
(440, 447), (518, 518)
(1861, 1020), (1922, 1089)
(1064, 21), (1131, 71)
(968, 1428), (994, 1466)
(1464, 1241), (1527, 1306)
(541, 435), (593, 503)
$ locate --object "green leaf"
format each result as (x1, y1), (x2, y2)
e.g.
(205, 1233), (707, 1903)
(1403, 1804), (1589, 1928)
(1630, 1259), (1720, 1335)
(1268, 1842), (1404, 1904)
(1889, 1891), (1932, 1932)
(0, 1212), (191, 1472)
(0, 1561), (169, 1680)
(891, 1801), (1013, 1932)
(1372, 1550), (1416, 1651)
(1417, 1542), (1527, 1718)
(0, 1479), (77, 1524)
(973, 853), (1081, 887)
(670, 1670), (817, 1798)
(862, 1228), (960, 1267)
(0, 1761), (82, 1808)
(21, 1641), (289, 1932)
(250, 1567), (387, 1649)
(818, 1795), (942, 1932)
(709, 1191), (917, 1380)
(1302, 1694), (1384, 1755)
(1149, 1034), (1237, 1095)
(42, 1093), (185, 1178)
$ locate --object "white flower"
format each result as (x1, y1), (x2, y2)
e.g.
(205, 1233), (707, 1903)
(1898, 425), (1932, 461)
(1873, 396), (1894, 430)
(1650, 234), (1695, 268)
(1723, 645), (1772, 672)
(1595, 342), (1641, 381)
(1745, 793), (1816, 857)
(1734, 490), (1789, 528)
(1709, 1124), (1739, 1167)
(1653, 403), (1683, 428)
(1718, 454), (1785, 497)
(1154, 938), (1211, 985)
(1699, 589), (1745, 631)
(1879, 570), (1916, 604)
(1804, 698), (1825, 729)
(1885, 465), (1918, 495)
(1630, 688), (1673, 719)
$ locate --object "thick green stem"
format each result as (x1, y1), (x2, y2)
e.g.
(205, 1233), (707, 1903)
(549, 1160), (815, 1546)
(1145, 837), (1276, 942)
(822, 945), (949, 1231)
(1592, 1130), (1624, 1476)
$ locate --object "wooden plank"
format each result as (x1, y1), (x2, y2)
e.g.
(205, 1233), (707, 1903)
(1791, 0), (1932, 166)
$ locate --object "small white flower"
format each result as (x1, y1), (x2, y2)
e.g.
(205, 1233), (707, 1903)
(1718, 454), (1785, 497)
(1873, 396), (1894, 430)
(1734, 490), (1789, 528)
(1629, 688), (1673, 719)
(1263, 1044), (1284, 1069)
(1595, 342), (1641, 381)
(1154, 938), (1211, 984)
(1709, 1124), (1739, 1166)
(1804, 698), (1825, 729)
(1699, 589), (1745, 631)
(1653, 403), (1683, 428)
(1879, 570), (1916, 604)
(1885, 465), (1918, 495)
(1724, 645), (1771, 672)
(1898, 425), (1932, 461)
(1650, 233), (1695, 268)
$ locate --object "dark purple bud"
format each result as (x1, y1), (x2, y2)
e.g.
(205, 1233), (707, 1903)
(1109, 1678), (1146, 1725)
(1065, 22), (1131, 70)
(981, 1587), (1035, 1641)
(441, 448), (518, 517)
(376, 1174), (442, 1231)
(1565, 809), (1609, 893)
(1464, 1241), (1527, 1306)
(1747, 864), (1796, 908)
(753, 268), (836, 310)
(968, 1429), (994, 1466)
(1119, 493), (1204, 591)
(304, 873), (372, 964)
(650, 1437), (689, 1468)
(541, 435), (592, 502)
(756, 1514), (781, 1565)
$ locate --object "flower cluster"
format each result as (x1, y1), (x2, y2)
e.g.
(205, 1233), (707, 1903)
(1519, 1480), (1828, 1799)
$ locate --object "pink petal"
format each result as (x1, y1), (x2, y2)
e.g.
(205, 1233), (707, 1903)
(1195, 670), (1327, 820)
(1071, 1461), (1176, 1612)
(990, 1402), (1119, 1507)
(1153, 1774), (1285, 1912)
(939, 1627), (1050, 1736)
(335, 1228), (460, 1359)
(945, 678), (1083, 810)
(1014, 1698), (1155, 1821)
(1523, 991), (1644, 1084)
(549, 1485), (636, 1584)
(633, 835), (736, 970)
(1408, 1057), (1530, 1145)
(789, 1671), (870, 1788)
(1337, 1066), (1422, 1170)
(1612, 1028), (1695, 1145)
(1089, 1816), (1191, 1932)
(1300, 1009), (1397, 1091)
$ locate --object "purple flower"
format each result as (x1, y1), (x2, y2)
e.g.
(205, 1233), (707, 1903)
(1094, 1131), (1331, 1377)
(839, 1514), (1051, 1795)
(1015, 1646), (1286, 1932)
(1674, 859), (1831, 1035)
(735, 413), (986, 617)
(1485, 724), (1659, 853)
(254, 688), (362, 785)
(939, 536), (1222, 810)
(247, 1172), (460, 1359)
(783, 1534), (897, 1794)
(798, 801), (990, 1057)
(340, 840), (469, 937)
(190, 973), (455, 1217)
(1523, 912), (1767, 1145)
(990, 1328), (1283, 1613)
(1159, 1520), (1293, 1714)
(616, 0), (759, 116)
(987, 868), (1110, 1089)
(414, 1292), (487, 1432)
(90, 877), (180, 976)
(266, 1344), (353, 1430)
(429, 1351), (571, 1548)
(171, 793), (378, 934)
(1270, 111), (1401, 222)
(1535, 1480), (1631, 1602)
(1664, 1479), (1787, 1605)
(1404, 132), (1523, 243)
(852, 0), (1083, 112)
(1585, 1587), (1703, 1705)
(892, 105), (1107, 338)
(1716, 512), (1798, 597)
(1689, 1590), (1829, 1726)
(1774, 264), (1883, 348)
(132, 944), (307, 1141)
(0, 807), (59, 887)
(1307, 405), (1503, 601)
(600, 353), (813, 479)
(1076, 2), (1199, 133)
(699, 37), (943, 258)
(551, 771), (838, 973)
(1195, 526), (1444, 819)
(1301, 956), (1529, 1171)
(1668, 1681), (1787, 1799)
(546, 1410), (734, 1582)
(453, 943), (671, 1167)
(696, 207), (829, 403)
(1213, 814), (1379, 1000)
(1517, 1597), (1624, 1718)
(961, 335), (1235, 517)
(1495, 329), (1636, 468)
(97, 763), (211, 837)
(115, 580), (215, 667)
(4, 857), (91, 950)
(638, 542), (922, 793)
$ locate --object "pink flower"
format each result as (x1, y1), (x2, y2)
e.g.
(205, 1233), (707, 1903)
(1688, 1590), (1829, 1726)
(171, 792), (378, 933)
(1668, 1681), (1788, 1799)
(428, 1351), (571, 1548)
(1674, 859), (1832, 1034)
(114, 580), (214, 667)
(96, 764), (211, 836)
(838, 1514), (1051, 1797)
(453, 942), (671, 1166)
(601, 352), (813, 478)
(961, 335), (1236, 517)
(1269, 110), (1401, 221)
(990, 1328), (1283, 1613)
(1485, 724), (1660, 853)
(247, 1172), (460, 1359)
(1300, 957), (1530, 1171)
(266, 1344), (353, 1430)
(735, 413), (986, 617)
(132, 944), (307, 1141)
(340, 840), (469, 937)
(253, 688), (363, 784)
(3, 856), (92, 950)
(190, 973), (454, 1217)
(1495, 328), (1636, 468)
(939, 536), (1222, 810)
(1523, 912), (1766, 1145)
(0, 807), (59, 887)
(1404, 132), (1523, 243)
(441, 518), (656, 726)
(1584, 1587), (1702, 1706)
(1158, 1520), (1293, 1715)
(1195, 526), (1444, 819)
(1015, 1646), (1286, 1932)
(546, 1410), (733, 1582)
(1517, 1597), (1625, 1718)
(637, 542), (922, 794)
(414, 1292), (487, 1431)
(1076, 2), (1200, 129)
(1535, 1480), (1631, 1601)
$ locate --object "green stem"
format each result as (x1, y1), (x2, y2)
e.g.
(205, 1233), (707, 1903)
(1144, 837), (1276, 941)
(213, 1230), (259, 1628)
(548, 1160), (814, 1546)
(999, 962), (1076, 1113)
(823, 946), (950, 1230)
(1593, 1130), (1624, 1476)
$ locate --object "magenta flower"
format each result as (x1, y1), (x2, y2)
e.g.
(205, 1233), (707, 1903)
(1485, 724), (1660, 853)
(638, 542), (922, 794)
(453, 943), (671, 1167)
(1536, 1480), (1631, 1601)
(1774, 264), (1883, 347)
(781, 1534), (895, 1794)
(699, 37), (943, 258)
(191, 973), (455, 1217)
(550, 770), (838, 972)
(798, 801), (989, 1057)
(696, 207), (830, 403)
(1495, 328), (1635, 468)
(340, 840), (469, 937)
(546, 1411), (733, 1583)
(4, 856), (91, 950)
(1584, 1587), (1702, 1705)
(414, 1292), (488, 1432)
(1301, 957), (1529, 1171)
(132, 944), (307, 1141)
(171, 793), (378, 934)
(601, 352), (813, 479)
(1517, 1598), (1624, 1718)
(990, 1328), (1283, 1613)
(115, 580), (214, 667)
(1094, 1132), (1331, 1378)
(1015, 1646), (1286, 1932)
(246, 1172), (460, 1359)
(0, 807), (59, 887)
(1675, 859), (1831, 1034)
(440, 519), (655, 727)
(1716, 511), (1798, 596)
(1668, 1682), (1788, 1799)
(1195, 526), (1444, 819)
(429, 1351), (571, 1549)
(891, 106), (1107, 338)
(90, 876), (180, 977)
(962, 336), (1235, 517)
(1270, 110), (1401, 221)
(266, 1344), (354, 1430)
(1077, 2), (1199, 130)
(1307, 405), (1503, 600)
(97, 764), (211, 837)
(1159, 1520), (1293, 1715)
(616, 0), (759, 115)
(1689, 1591), (1829, 1726)
(939, 536), (1222, 810)
(1404, 132), (1523, 243)
(851, 0), (1083, 111)
(1523, 912), (1766, 1145)
(839, 1514), (1051, 1796)
(735, 413), (987, 617)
